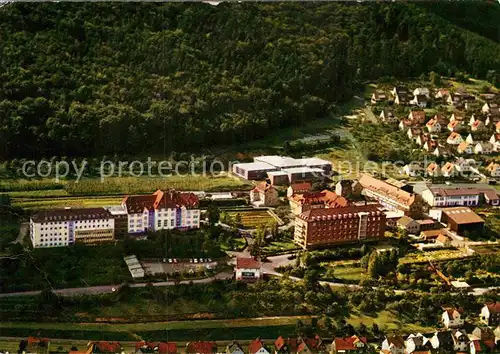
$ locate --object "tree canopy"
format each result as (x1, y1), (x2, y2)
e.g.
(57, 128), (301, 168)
(0, 2), (499, 159)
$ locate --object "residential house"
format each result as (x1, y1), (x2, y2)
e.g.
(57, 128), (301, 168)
(235, 258), (261, 282)
(331, 336), (367, 354)
(441, 162), (455, 178)
(435, 89), (450, 99)
(451, 329), (469, 352)
(447, 120), (461, 132)
(414, 88), (430, 97)
(397, 216), (420, 234)
(471, 119), (486, 132)
(289, 190), (348, 216)
(471, 327), (495, 342)
(425, 117), (442, 133)
(21, 338), (51, 354)
(486, 162), (500, 177)
(423, 140), (438, 152)
(454, 158), (475, 175)
(287, 182), (312, 198)
(415, 134), (430, 147)
(403, 163), (424, 177)
(441, 308), (464, 329)
(380, 109), (398, 124)
(486, 114), (500, 128)
(450, 112), (465, 122)
(404, 334), (433, 354)
(380, 336), (404, 354)
(482, 102), (499, 114)
(447, 132), (463, 145)
(358, 174), (425, 218)
(426, 163), (440, 178)
(429, 331), (454, 352)
(475, 142), (494, 155)
(457, 142), (474, 155)
(447, 94), (464, 107)
(392, 86), (408, 97)
(399, 119), (413, 132)
(410, 95), (428, 108)
(416, 219), (437, 232)
(248, 339), (270, 354)
(481, 303), (500, 326)
(478, 188), (500, 206)
(394, 92), (408, 105)
(90, 342), (122, 354)
(227, 342), (245, 354)
(186, 342), (218, 354)
(466, 133), (476, 144)
(294, 204), (386, 249)
(408, 110), (426, 125)
(407, 127), (422, 141)
(489, 134), (500, 152)
(470, 339), (496, 354)
(433, 146), (449, 158)
(250, 182), (279, 207)
(371, 91), (387, 104)
(420, 229), (448, 241)
(274, 337), (298, 354)
(135, 342), (177, 354)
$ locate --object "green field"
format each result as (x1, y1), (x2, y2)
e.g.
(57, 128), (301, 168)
(399, 249), (470, 264)
(226, 210), (278, 229)
(11, 196), (124, 210)
(262, 240), (298, 254)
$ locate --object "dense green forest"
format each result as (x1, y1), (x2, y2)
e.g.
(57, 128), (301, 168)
(0, 2), (499, 159)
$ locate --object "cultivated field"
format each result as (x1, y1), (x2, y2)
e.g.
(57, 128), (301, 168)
(399, 249), (470, 264)
(226, 209), (279, 229)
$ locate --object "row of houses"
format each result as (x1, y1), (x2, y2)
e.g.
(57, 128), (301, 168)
(29, 189), (201, 248)
(18, 307), (500, 354)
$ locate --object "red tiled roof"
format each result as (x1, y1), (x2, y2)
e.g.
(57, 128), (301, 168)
(92, 342), (122, 353)
(290, 182), (312, 192)
(358, 174), (416, 207)
(186, 342), (217, 354)
(248, 339), (265, 354)
(486, 302), (500, 313)
(135, 341), (177, 354)
(274, 337), (299, 352)
(299, 204), (382, 222)
(289, 190), (347, 208)
(124, 189), (199, 213)
(236, 257), (261, 269)
(334, 336), (367, 351)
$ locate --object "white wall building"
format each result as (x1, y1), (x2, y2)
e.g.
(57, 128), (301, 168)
(422, 187), (480, 207)
(30, 208), (115, 248)
(122, 190), (200, 234)
(235, 257), (262, 282)
(441, 308), (464, 329)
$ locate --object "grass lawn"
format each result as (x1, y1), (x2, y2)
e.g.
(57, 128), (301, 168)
(331, 265), (365, 282)
(348, 310), (433, 334)
(262, 240), (299, 254)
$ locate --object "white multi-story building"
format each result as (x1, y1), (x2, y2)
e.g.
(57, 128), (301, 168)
(122, 189), (200, 234)
(422, 187), (480, 207)
(30, 208), (115, 248)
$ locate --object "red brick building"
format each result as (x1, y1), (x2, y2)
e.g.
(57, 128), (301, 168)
(294, 204), (386, 249)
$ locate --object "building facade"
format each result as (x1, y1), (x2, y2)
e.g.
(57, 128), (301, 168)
(294, 204), (385, 249)
(30, 208), (115, 248)
(422, 188), (480, 207)
(122, 190), (200, 234)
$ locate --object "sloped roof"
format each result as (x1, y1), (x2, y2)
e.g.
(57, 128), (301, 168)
(185, 342), (217, 354)
(358, 174), (416, 207)
(236, 257), (261, 269)
(248, 339), (265, 354)
(486, 302), (500, 313)
(92, 342), (122, 353)
(334, 336), (367, 351)
(299, 204), (382, 222)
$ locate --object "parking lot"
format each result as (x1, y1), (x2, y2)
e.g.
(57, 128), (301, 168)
(141, 258), (218, 275)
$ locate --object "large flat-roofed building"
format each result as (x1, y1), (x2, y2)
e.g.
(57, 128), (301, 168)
(294, 204), (386, 249)
(358, 174), (424, 218)
(30, 207), (115, 248)
(441, 207), (485, 234)
(232, 155), (332, 183)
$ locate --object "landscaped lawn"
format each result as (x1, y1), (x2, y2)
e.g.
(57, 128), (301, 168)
(262, 240), (298, 254)
(348, 310), (433, 334)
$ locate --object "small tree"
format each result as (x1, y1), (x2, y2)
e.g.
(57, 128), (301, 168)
(430, 71), (441, 86)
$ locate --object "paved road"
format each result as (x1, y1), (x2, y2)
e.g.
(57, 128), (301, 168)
(0, 272), (233, 298)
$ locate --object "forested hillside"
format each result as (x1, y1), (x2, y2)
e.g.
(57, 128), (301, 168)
(0, 2), (499, 159)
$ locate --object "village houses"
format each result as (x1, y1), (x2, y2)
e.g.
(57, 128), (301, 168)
(441, 308), (464, 329)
